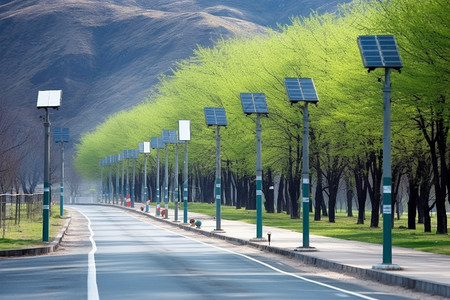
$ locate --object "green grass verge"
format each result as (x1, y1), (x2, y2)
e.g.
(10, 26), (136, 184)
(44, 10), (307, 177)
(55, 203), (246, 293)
(0, 206), (66, 250)
(183, 203), (450, 255)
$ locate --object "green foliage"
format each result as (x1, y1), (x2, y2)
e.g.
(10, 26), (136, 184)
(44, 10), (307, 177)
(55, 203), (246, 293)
(74, 0), (449, 194)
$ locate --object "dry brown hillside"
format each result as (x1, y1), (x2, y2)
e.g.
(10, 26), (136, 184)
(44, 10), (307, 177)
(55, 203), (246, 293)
(0, 0), (351, 138)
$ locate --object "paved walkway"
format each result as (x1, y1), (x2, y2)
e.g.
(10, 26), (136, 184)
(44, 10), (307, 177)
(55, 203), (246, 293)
(121, 204), (449, 298)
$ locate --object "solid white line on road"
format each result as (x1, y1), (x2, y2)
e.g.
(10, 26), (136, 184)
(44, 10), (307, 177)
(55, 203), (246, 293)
(130, 215), (378, 300)
(207, 241), (378, 300)
(78, 210), (99, 300)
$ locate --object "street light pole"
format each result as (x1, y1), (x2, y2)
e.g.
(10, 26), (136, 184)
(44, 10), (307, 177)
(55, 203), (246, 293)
(174, 140), (179, 222)
(156, 148), (160, 216)
(239, 93), (268, 241)
(183, 140), (188, 223)
(284, 78), (319, 250)
(301, 102), (310, 248)
(204, 108), (227, 232)
(43, 108), (50, 242)
(132, 157), (136, 208)
(179, 120), (191, 224)
(108, 158), (112, 204)
(60, 142), (65, 216)
(357, 35), (402, 269)
(382, 68), (392, 264)
(255, 114), (263, 239)
(37, 90), (61, 242)
(144, 152), (148, 212)
(215, 125), (222, 231)
(126, 157), (129, 206)
(121, 155), (125, 205)
(116, 155), (120, 205)
(164, 143), (169, 219)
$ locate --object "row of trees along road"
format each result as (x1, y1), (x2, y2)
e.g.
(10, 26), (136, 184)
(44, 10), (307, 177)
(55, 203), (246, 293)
(74, 0), (449, 234)
(0, 104), (83, 200)
(0, 105), (41, 194)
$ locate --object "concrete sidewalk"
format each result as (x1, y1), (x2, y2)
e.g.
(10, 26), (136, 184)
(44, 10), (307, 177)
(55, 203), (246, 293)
(120, 204), (449, 298)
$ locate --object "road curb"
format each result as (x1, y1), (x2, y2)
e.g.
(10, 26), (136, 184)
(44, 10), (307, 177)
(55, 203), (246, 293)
(113, 204), (450, 298)
(0, 215), (71, 257)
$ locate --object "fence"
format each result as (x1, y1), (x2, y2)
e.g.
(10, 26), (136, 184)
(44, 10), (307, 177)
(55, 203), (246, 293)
(0, 194), (43, 239)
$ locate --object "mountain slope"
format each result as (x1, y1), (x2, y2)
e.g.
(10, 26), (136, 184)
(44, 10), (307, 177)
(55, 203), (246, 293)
(0, 0), (351, 138)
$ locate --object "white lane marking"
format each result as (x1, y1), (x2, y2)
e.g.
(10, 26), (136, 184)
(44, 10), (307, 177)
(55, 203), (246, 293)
(128, 213), (377, 300)
(78, 210), (99, 300)
(205, 242), (378, 300)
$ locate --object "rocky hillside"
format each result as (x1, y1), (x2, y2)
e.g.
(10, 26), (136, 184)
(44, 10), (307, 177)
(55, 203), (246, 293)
(0, 0), (351, 139)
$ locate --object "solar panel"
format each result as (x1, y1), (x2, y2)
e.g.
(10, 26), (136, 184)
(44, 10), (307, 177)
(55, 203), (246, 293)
(204, 107), (228, 126)
(151, 137), (164, 149)
(131, 149), (139, 158)
(162, 130), (177, 144)
(240, 93), (268, 115)
(122, 149), (139, 159)
(357, 35), (403, 70)
(284, 78), (319, 103)
(54, 127), (70, 143)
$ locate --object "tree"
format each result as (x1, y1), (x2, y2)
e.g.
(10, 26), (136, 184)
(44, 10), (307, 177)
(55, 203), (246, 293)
(369, 0), (449, 234)
(73, 0), (448, 235)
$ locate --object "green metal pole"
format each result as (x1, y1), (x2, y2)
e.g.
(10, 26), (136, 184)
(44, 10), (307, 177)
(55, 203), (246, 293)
(144, 153), (149, 212)
(121, 156), (124, 205)
(60, 142), (64, 216)
(256, 114), (263, 239)
(109, 160), (114, 204)
(215, 126), (222, 231)
(100, 163), (103, 202)
(109, 161), (112, 204)
(156, 149), (160, 216)
(164, 144), (169, 219)
(382, 68), (392, 264)
(174, 141), (179, 221)
(126, 158), (129, 206)
(42, 108), (50, 242)
(131, 158), (135, 208)
(116, 157), (120, 205)
(302, 103), (310, 248)
(183, 141), (188, 223)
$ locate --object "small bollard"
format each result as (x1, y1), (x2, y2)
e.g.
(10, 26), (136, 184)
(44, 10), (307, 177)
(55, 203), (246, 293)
(195, 220), (202, 228)
(267, 232), (272, 245)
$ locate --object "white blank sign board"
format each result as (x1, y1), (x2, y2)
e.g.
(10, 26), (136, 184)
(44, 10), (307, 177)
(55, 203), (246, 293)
(37, 90), (62, 108)
(179, 120), (191, 141)
(139, 142), (151, 154)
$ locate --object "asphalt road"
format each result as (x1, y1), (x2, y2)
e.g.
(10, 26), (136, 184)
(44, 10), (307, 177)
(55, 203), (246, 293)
(0, 205), (424, 299)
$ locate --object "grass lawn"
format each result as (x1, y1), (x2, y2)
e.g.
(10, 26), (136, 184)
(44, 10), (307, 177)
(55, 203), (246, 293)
(0, 206), (65, 250)
(183, 203), (450, 255)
